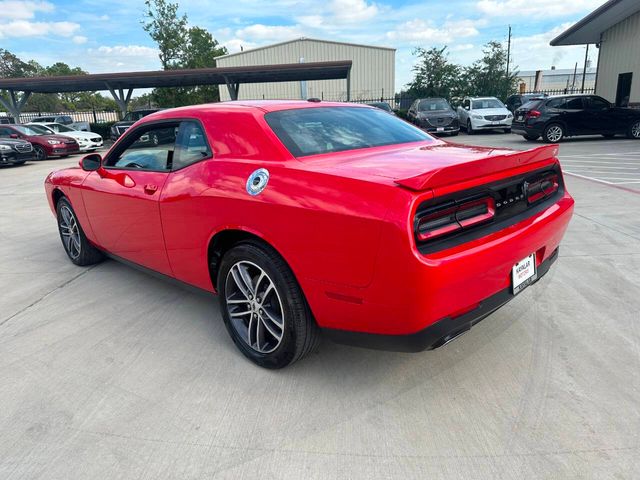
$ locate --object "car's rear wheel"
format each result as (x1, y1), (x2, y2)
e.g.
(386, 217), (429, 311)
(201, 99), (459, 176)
(218, 241), (319, 369)
(33, 145), (47, 160)
(523, 134), (539, 141)
(543, 123), (564, 143)
(466, 120), (475, 135)
(627, 120), (640, 139)
(56, 197), (104, 266)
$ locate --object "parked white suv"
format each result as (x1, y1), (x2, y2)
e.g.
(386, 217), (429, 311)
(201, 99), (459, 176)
(457, 97), (513, 134)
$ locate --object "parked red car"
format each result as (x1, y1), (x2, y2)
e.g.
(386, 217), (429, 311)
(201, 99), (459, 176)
(0, 124), (79, 160)
(44, 101), (574, 368)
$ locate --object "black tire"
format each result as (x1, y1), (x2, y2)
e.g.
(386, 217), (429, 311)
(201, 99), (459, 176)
(33, 145), (47, 160)
(218, 241), (320, 369)
(543, 123), (565, 143)
(466, 120), (475, 135)
(503, 128), (511, 134)
(523, 134), (539, 141)
(56, 197), (104, 266)
(627, 120), (640, 139)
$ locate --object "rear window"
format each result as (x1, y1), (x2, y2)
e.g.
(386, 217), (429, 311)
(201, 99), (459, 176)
(265, 107), (431, 157)
(521, 100), (542, 110)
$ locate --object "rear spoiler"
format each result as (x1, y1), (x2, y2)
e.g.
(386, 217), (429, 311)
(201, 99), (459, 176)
(394, 144), (559, 191)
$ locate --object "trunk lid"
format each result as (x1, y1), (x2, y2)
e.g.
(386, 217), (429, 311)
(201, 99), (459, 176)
(301, 141), (559, 191)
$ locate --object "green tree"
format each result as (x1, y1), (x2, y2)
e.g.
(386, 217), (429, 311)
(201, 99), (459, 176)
(142, 0), (188, 70)
(462, 41), (519, 100)
(407, 47), (462, 100)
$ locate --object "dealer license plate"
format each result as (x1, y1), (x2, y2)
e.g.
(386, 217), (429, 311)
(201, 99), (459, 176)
(437, 127), (444, 132)
(512, 253), (537, 294)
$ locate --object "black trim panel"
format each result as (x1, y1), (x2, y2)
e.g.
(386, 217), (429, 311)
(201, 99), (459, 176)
(322, 247), (559, 353)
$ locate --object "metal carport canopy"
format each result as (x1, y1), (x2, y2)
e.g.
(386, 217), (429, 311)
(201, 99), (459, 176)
(0, 60), (353, 117)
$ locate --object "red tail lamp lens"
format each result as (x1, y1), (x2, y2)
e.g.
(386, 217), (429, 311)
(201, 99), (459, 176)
(526, 174), (559, 204)
(526, 110), (541, 118)
(416, 197), (495, 242)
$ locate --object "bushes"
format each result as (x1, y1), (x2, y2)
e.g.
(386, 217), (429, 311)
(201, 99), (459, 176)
(89, 122), (115, 138)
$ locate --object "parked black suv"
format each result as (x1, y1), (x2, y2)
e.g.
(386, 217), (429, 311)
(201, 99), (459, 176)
(505, 93), (548, 113)
(407, 98), (459, 136)
(512, 94), (640, 142)
(110, 109), (162, 140)
(0, 138), (34, 166)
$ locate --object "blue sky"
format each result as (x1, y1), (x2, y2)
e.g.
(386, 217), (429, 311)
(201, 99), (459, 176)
(0, 0), (605, 92)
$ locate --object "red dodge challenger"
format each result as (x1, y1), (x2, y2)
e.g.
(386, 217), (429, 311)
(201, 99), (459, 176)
(45, 101), (574, 368)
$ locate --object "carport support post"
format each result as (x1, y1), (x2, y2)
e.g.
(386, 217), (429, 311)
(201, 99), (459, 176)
(346, 70), (351, 102)
(0, 89), (31, 123)
(105, 83), (134, 119)
(223, 76), (239, 101)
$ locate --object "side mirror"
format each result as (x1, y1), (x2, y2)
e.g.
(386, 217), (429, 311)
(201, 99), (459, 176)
(9, 133), (18, 139)
(80, 153), (102, 171)
(464, 105), (470, 110)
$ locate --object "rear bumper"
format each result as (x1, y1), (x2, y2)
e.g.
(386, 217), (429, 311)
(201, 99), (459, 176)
(512, 122), (543, 136)
(323, 248), (558, 352)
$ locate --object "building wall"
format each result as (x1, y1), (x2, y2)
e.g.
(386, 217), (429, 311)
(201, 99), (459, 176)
(518, 69), (597, 92)
(597, 9), (640, 105)
(216, 39), (395, 101)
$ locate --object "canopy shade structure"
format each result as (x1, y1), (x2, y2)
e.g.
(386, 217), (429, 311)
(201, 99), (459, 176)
(0, 60), (353, 119)
(550, 0), (640, 46)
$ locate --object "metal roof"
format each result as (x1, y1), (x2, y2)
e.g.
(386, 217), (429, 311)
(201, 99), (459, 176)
(0, 61), (352, 93)
(218, 37), (396, 60)
(550, 0), (640, 46)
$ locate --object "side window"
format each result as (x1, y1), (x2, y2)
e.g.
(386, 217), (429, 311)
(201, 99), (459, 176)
(0, 127), (12, 137)
(588, 97), (610, 110)
(172, 121), (212, 170)
(564, 97), (584, 110)
(60, 116), (73, 124)
(546, 98), (565, 109)
(106, 123), (178, 171)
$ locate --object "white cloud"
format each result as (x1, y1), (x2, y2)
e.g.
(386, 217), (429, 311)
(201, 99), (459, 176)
(81, 45), (161, 73)
(386, 19), (479, 44)
(0, 0), (53, 20)
(235, 24), (303, 42)
(477, 0), (603, 18)
(330, 0), (378, 23)
(0, 20), (79, 38)
(224, 38), (258, 54)
(72, 35), (87, 45)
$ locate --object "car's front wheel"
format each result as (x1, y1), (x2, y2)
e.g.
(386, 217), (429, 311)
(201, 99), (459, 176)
(218, 241), (319, 368)
(466, 120), (475, 135)
(543, 123), (564, 143)
(33, 145), (47, 160)
(627, 120), (640, 139)
(56, 197), (104, 266)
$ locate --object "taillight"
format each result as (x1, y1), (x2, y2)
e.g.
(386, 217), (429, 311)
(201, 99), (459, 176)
(416, 197), (495, 242)
(525, 110), (541, 119)
(525, 174), (559, 204)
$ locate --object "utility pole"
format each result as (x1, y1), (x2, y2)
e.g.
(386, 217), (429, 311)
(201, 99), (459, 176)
(506, 25), (512, 98)
(581, 44), (590, 93)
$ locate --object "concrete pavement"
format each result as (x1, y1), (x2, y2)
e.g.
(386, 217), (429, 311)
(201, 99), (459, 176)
(1, 134), (639, 479)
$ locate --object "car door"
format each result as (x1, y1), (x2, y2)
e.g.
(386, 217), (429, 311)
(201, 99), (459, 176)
(585, 96), (625, 134)
(555, 97), (587, 135)
(407, 100), (418, 123)
(80, 121), (178, 275)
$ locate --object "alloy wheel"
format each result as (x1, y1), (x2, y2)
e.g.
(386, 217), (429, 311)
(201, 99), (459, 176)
(59, 205), (81, 260)
(546, 125), (563, 142)
(631, 121), (640, 139)
(34, 145), (46, 160)
(224, 261), (285, 354)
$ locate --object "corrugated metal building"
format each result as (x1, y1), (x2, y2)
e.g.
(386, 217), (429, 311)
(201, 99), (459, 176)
(518, 68), (597, 92)
(216, 38), (395, 102)
(551, 0), (640, 106)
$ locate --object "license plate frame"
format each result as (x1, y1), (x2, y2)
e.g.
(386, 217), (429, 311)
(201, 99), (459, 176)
(512, 253), (537, 295)
(437, 127), (444, 132)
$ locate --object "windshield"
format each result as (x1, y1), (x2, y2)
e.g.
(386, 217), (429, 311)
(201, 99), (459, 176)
(51, 124), (75, 132)
(265, 107), (431, 157)
(124, 111), (149, 122)
(27, 124), (53, 134)
(472, 99), (505, 109)
(419, 99), (451, 111)
(13, 125), (43, 136)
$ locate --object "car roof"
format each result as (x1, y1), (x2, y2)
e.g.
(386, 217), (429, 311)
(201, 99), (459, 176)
(144, 100), (371, 120)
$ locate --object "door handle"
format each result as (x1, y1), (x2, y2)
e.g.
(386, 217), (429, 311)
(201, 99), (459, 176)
(144, 184), (158, 195)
